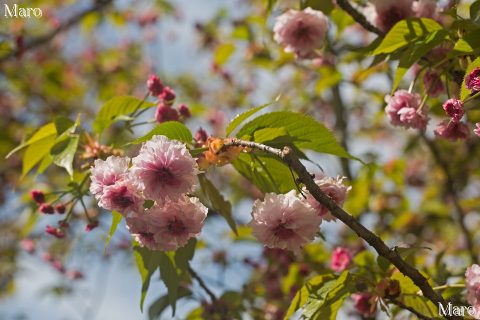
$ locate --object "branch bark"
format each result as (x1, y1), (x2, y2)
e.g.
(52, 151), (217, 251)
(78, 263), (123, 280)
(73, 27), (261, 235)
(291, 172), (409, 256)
(336, 0), (384, 36)
(188, 265), (217, 303)
(224, 138), (457, 319)
(0, 0), (113, 64)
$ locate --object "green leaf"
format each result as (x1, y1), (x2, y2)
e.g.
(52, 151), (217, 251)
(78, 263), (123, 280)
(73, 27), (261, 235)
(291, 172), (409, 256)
(7, 122), (56, 159)
(232, 153), (297, 194)
(131, 121), (193, 145)
(253, 127), (288, 143)
(302, 271), (354, 320)
(236, 111), (358, 160)
(285, 272), (335, 319)
(391, 271), (437, 317)
(213, 43), (235, 66)
(225, 100), (275, 137)
(300, 0), (334, 14)
(198, 174), (237, 235)
(174, 238), (196, 272)
(54, 116), (75, 136)
(392, 29), (449, 92)
(158, 252), (180, 315)
(452, 31), (480, 55)
(104, 211), (123, 253)
(461, 57), (480, 100)
(148, 288), (191, 320)
(50, 134), (79, 177)
(93, 96), (155, 134)
(373, 18), (444, 55)
(133, 245), (163, 312)
(21, 133), (57, 178)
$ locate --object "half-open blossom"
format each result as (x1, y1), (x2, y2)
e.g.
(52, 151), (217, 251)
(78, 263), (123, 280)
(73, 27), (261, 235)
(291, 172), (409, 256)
(466, 264), (480, 318)
(304, 175), (351, 221)
(273, 7), (328, 59)
(353, 293), (377, 317)
(249, 190), (322, 253)
(127, 197), (207, 251)
(442, 99), (464, 123)
(474, 123), (480, 137)
(423, 70), (444, 97)
(385, 90), (429, 130)
(434, 120), (469, 141)
(98, 180), (144, 215)
(89, 156), (130, 198)
(194, 127), (209, 144)
(466, 67), (480, 93)
(147, 74), (164, 96)
(370, 0), (413, 32)
(131, 135), (198, 202)
(155, 103), (179, 123)
(330, 247), (352, 272)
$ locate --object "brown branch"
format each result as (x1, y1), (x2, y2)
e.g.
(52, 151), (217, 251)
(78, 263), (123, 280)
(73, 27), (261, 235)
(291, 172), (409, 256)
(0, 0), (113, 64)
(421, 134), (478, 264)
(188, 265), (217, 303)
(388, 299), (433, 320)
(224, 139), (458, 319)
(336, 0), (384, 36)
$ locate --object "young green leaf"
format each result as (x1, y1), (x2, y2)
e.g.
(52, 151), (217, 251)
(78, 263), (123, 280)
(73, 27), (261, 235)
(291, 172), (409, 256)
(130, 121), (193, 145)
(133, 244), (163, 312)
(50, 134), (80, 177)
(158, 252), (180, 315)
(7, 122), (56, 159)
(104, 211), (123, 253)
(226, 100), (276, 137)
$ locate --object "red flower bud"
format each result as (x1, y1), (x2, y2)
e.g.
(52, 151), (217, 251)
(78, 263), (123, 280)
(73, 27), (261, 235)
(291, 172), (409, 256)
(85, 220), (99, 232)
(58, 220), (70, 229)
(39, 204), (55, 214)
(45, 225), (65, 238)
(66, 269), (84, 280)
(52, 260), (65, 273)
(194, 128), (209, 144)
(155, 104), (179, 123)
(159, 87), (176, 104)
(55, 204), (66, 214)
(20, 238), (36, 254)
(147, 74), (164, 96)
(178, 104), (191, 118)
(30, 190), (45, 203)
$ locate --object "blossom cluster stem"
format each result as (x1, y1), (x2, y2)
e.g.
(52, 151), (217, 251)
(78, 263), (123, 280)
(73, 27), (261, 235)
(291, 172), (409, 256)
(188, 266), (217, 303)
(223, 139), (457, 319)
(336, 0), (384, 36)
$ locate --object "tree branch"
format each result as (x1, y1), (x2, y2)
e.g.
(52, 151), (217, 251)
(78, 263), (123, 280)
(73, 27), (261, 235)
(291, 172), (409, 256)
(0, 0), (113, 64)
(336, 0), (384, 36)
(224, 139), (457, 319)
(188, 265), (217, 303)
(388, 299), (433, 320)
(421, 134), (478, 264)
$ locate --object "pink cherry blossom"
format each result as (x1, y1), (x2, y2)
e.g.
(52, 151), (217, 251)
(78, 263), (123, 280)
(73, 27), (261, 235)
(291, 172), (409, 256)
(352, 293), (376, 318)
(442, 99), (464, 123)
(423, 70), (444, 97)
(466, 264), (480, 319)
(127, 197), (207, 251)
(155, 103), (179, 123)
(273, 7), (328, 59)
(89, 156), (130, 198)
(474, 123), (480, 137)
(385, 90), (429, 130)
(330, 247), (352, 272)
(413, 0), (439, 19)
(466, 67), (480, 93)
(434, 120), (470, 141)
(304, 175), (351, 221)
(248, 190), (322, 253)
(98, 180), (144, 215)
(370, 0), (414, 32)
(147, 74), (164, 96)
(131, 135), (198, 203)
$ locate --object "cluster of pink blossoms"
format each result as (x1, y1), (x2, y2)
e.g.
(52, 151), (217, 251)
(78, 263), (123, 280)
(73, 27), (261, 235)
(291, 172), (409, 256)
(385, 90), (429, 130)
(465, 264), (480, 319)
(249, 176), (350, 253)
(90, 135), (207, 251)
(273, 7), (328, 59)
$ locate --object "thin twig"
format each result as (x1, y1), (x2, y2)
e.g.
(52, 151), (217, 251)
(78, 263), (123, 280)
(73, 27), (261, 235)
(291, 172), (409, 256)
(389, 299), (433, 320)
(188, 266), (217, 303)
(336, 0), (384, 36)
(421, 134), (478, 264)
(224, 139), (457, 319)
(0, 0), (113, 64)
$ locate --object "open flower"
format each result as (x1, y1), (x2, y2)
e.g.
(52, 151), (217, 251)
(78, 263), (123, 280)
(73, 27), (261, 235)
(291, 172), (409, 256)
(434, 120), (469, 141)
(385, 90), (429, 130)
(131, 135), (198, 203)
(127, 197), (207, 251)
(330, 247), (352, 272)
(370, 0), (414, 32)
(90, 156), (130, 198)
(304, 175), (351, 221)
(442, 99), (464, 123)
(466, 264), (480, 319)
(98, 180), (144, 215)
(273, 7), (328, 59)
(466, 67), (480, 93)
(249, 190), (322, 253)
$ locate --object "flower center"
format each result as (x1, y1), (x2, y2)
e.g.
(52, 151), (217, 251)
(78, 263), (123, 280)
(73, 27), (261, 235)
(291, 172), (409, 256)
(168, 217), (186, 235)
(112, 186), (134, 207)
(272, 224), (295, 240)
(156, 167), (176, 185)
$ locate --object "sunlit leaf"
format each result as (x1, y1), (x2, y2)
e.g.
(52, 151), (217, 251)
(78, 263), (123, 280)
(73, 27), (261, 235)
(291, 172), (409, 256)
(104, 211), (123, 253)
(131, 121), (193, 145)
(226, 100), (276, 137)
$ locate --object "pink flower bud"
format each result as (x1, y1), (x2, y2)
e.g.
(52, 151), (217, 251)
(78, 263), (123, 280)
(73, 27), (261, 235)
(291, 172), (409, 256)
(466, 67), (480, 93)
(39, 204), (55, 214)
(20, 238), (36, 254)
(159, 87), (176, 104)
(353, 293), (376, 317)
(194, 128), (209, 144)
(85, 220), (99, 232)
(30, 190), (45, 203)
(66, 270), (84, 280)
(45, 225), (65, 239)
(42, 252), (54, 262)
(474, 123), (480, 137)
(147, 74), (164, 96)
(442, 99), (464, 123)
(178, 104), (191, 118)
(58, 220), (70, 229)
(330, 247), (352, 272)
(155, 104), (179, 123)
(52, 260), (65, 273)
(55, 204), (66, 214)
